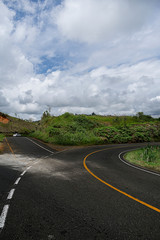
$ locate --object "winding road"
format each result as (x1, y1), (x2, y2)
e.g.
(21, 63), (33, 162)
(0, 137), (160, 239)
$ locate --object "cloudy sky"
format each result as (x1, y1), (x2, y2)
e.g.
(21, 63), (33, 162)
(0, 0), (160, 120)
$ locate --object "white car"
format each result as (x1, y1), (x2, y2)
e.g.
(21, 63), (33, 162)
(13, 133), (21, 137)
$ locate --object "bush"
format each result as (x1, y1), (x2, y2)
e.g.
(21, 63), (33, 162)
(30, 113), (160, 145)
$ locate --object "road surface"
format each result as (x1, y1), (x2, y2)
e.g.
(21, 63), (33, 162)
(0, 137), (160, 239)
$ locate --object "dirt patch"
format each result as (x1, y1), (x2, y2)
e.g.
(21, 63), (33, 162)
(0, 112), (9, 124)
(0, 143), (4, 153)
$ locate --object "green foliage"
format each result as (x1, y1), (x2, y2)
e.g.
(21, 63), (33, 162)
(30, 112), (160, 146)
(0, 113), (36, 135)
(0, 134), (5, 142)
(42, 110), (51, 119)
(0, 133), (5, 142)
(141, 145), (160, 162)
(136, 112), (153, 121)
(125, 145), (160, 172)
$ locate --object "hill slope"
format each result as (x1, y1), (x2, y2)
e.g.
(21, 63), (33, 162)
(30, 112), (160, 145)
(0, 113), (36, 135)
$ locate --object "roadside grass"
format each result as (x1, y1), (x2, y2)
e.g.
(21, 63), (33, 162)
(124, 145), (160, 172)
(0, 134), (5, 142)
(30, 112), (160, 146)
(0, 115), (36, 135)
(0, 134), (5, 153)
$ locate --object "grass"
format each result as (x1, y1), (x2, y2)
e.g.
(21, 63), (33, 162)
(30, 113), (102, 145)
(30, 112), (160, 146)
(0, 134), (5, 142)
(0, 114), (37, 135)
(124, 145), (160, 172)
(0, 134), (5, 153)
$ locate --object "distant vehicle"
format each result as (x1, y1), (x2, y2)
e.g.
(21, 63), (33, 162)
(13, 133), (21, 137)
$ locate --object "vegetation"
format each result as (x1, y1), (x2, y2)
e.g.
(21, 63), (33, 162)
(125, 145), (160, 172)
(0, 110), (159, 146)
(0, 114), (37, 135)
(0, 134), (4, 153)
(30, 111), (160, 146)
(0, 134), (4, 142)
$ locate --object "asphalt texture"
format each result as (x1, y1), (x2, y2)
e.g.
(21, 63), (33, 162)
(0, 137), (160, 239)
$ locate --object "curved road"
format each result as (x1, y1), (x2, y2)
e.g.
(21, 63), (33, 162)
(0, 137), (160, 239)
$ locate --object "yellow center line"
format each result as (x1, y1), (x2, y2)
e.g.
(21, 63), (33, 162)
(5, 137), (16, 157)
(83, 147), (160, 213)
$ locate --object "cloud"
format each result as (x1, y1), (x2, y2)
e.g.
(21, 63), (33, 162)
(56, 0), (160, 43)
(151, 96), (160, 102)
(1, 0), (160, 119)
(3, 0), (37, 14)
(2, 59), (160, 118)
(0, 1), (34, 88)
(0, 91), (8, 107)
(18, 90), (33, 104)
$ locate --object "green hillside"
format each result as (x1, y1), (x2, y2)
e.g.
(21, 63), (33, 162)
(30, 112), (160, 146)
(0, 113), (37, 135)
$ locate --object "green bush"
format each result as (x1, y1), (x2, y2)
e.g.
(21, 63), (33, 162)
(30, 112), (160, 145)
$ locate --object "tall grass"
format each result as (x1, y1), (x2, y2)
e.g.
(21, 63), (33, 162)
(125, 145), (160, 172)
(141, 145), (160, 162)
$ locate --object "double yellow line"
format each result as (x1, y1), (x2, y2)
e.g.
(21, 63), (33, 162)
(83, 147), (160, 213)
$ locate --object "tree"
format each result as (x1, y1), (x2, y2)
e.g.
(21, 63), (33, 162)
(41, 110), (51, 120)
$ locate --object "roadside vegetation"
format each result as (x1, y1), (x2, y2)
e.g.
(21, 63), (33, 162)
(30, 111), (160, 146)
(0, 114), (37, 135)
(0, 134), (4, 142)
(0, 134), (4, 153)
(124, 145), (160, 172)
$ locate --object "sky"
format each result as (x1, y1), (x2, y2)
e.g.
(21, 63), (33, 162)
(0, 0), (160, 120)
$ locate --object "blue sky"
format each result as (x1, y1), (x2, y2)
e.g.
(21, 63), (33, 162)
(0, 0), (160, 119)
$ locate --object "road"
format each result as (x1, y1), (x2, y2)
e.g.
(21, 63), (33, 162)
(0, 137), (160, 239)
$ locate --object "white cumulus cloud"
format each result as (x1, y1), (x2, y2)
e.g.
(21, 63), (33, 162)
(56, 0), (160, 43)
(1, 0), (160, 119)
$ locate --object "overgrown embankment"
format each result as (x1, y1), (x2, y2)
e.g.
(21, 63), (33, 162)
(0, 114), (37, 135)
(30, 112), (160, 146)
(125, 145), (160, 172)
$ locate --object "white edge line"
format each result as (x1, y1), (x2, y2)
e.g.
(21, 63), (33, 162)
(14, 177), (21, 185)
(21, 170), (27, 176)
(26, 166), (31, 170)
(54, 149), (68, 155)
(0, 205), (9, 229)
(25, 137), (54, 154)
(7, 189), (15, 200)
(118, 148), (160, 177)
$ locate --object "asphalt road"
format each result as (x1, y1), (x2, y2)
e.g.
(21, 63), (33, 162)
(0, 137), (160, 239)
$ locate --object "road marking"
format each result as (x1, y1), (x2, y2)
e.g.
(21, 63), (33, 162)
(5, 138), (15, 156)
(119, 150), (160, 177)
(14, 177), (21, 185)
(21, 170), (27, 176)
(0, 137), (59, 232)
(25, 137), (54, 154)
(26, 166), (31, 170)
(7, 189), (15, 200)
(83, 148), (160, 213)
(0, 205), (9, 229)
